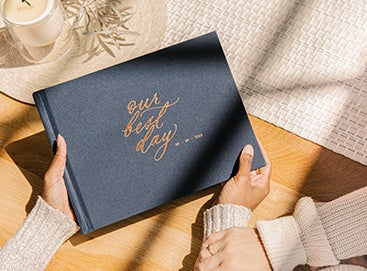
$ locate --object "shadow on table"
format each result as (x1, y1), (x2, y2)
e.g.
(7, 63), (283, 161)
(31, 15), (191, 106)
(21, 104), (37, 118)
(298, 147), (367, 202)
(178, 192), (217, 271)
(6, 131), (53, 213)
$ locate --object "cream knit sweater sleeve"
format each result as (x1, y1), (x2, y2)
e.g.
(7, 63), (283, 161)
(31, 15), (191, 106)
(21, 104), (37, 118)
(0, 196), (79, 271)
(203, 203), (252, 238)
(256, 186), (367, 271)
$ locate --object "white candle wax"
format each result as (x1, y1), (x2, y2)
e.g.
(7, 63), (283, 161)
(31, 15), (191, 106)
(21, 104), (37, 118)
(0, 0), (64, 47)
(4, 0), (48, 22)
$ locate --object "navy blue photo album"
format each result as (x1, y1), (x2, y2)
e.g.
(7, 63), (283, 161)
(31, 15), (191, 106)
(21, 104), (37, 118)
(33, 32), (265, 234)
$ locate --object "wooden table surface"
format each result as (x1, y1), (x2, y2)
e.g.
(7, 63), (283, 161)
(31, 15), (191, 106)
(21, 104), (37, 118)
(0, 91), (366, 271)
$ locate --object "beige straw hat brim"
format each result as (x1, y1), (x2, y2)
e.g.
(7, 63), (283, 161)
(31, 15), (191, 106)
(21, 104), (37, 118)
(0, 0), (167, 104)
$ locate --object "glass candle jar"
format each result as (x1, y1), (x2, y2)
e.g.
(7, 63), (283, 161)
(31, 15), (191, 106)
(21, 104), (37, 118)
(0, 0), (64, 47)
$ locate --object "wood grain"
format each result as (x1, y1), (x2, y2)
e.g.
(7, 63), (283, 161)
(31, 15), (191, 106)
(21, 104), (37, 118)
(0, 92), (366, 271)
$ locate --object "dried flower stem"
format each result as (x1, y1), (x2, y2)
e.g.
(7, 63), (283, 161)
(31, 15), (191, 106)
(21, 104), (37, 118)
(61, 0), (138, 62)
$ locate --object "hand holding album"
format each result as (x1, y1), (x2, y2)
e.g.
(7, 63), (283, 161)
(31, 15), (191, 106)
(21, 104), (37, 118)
(217, 143), (271, 210)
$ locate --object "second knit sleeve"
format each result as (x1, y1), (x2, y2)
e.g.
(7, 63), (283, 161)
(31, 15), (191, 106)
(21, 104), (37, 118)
(203, 203), (252, 238)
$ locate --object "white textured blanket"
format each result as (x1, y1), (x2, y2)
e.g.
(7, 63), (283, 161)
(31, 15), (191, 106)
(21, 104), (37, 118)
(162, 0), (367, 166)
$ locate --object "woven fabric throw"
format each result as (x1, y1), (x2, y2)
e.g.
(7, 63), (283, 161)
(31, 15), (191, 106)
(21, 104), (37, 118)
(162, 0), (367, 166)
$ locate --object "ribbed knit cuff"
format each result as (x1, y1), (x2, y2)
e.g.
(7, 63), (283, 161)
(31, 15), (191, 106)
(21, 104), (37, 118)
(256, 216), (307, 271)
(0, 197), (79, 271)
(293, 197), (339, 266)
(203, 204), (252, 238)
(319, 265), (367, 271)
(317, 186), (367, 260)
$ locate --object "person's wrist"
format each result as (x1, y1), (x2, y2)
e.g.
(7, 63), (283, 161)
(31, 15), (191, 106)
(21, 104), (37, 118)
(215, 177), (257, 209)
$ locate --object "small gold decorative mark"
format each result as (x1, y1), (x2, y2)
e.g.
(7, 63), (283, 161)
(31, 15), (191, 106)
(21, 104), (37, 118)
(174, 133), (204, 147)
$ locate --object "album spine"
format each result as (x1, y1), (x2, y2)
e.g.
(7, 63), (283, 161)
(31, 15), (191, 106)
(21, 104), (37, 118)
(33, 92), (93, 234)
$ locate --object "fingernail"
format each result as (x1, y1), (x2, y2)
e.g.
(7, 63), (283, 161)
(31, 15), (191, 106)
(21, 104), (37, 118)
(244, 144), (254, 156)
(57, 134), (63, 148)
(57, 134), (60, 146)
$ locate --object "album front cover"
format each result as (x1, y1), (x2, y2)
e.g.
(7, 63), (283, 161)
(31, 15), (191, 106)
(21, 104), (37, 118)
(33, 32), (265, 234)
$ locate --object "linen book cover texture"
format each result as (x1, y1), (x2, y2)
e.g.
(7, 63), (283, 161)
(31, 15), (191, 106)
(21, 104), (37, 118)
(33, 32), (265, 234)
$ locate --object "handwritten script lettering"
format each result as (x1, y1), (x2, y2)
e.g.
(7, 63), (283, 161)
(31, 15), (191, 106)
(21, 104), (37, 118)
(122, 93), (179, 161)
